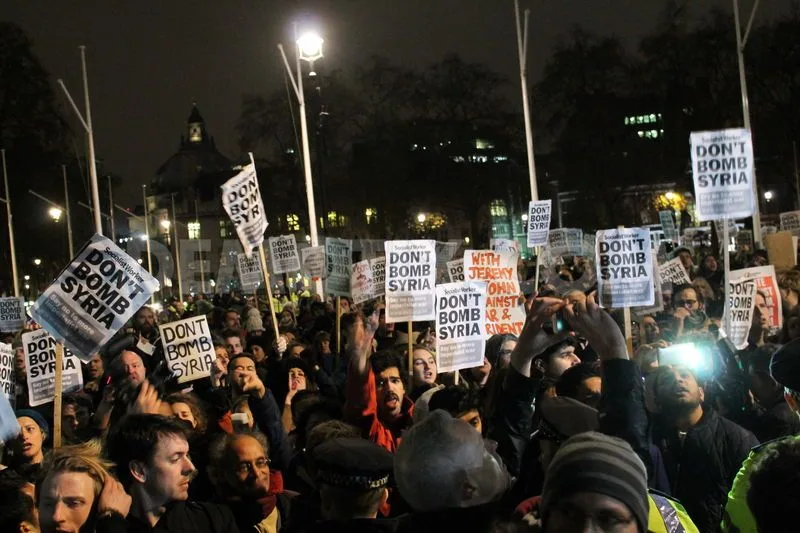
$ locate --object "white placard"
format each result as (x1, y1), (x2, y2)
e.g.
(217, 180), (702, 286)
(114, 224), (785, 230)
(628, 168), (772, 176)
(23, 329), (83, 407)
(490, 239), (520, 253)
(728, 265), (783, 333)
(549, 229), (584, 256)
(384, 240), (436, 323)
(268, 234), (301, 274)
(464, 249), (526, 336)
(159, 316), (215, 384)
(447, 259), (465, 282)
(435, 282), (488, 373)
(727, 277), (757, 349)
(659, 257), (692, 286)
(0, 297), (25, 332)
(659, 210), (678, 242)
(301, 246), (326, 279)
(0, 342), (16, 404)
(237, 252), (262, 292)
(690, 128), (754, 221)
(350, 260), (375, 305)
(325, 238), (352, 297)
(370, 257), (386, 298)
(30, 234), (159, 359)
(596, 227), (654, 308)
(527, 200), (552, 247)
(220, 159), (269, 256)
(780, 211), (800, 237)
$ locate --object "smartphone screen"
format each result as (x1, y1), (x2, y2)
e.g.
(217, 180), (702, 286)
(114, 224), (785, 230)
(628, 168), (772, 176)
(658, 343), (712, 374)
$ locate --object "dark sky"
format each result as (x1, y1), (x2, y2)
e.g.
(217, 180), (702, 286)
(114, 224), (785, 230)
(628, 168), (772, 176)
(5, 0), (794, 202)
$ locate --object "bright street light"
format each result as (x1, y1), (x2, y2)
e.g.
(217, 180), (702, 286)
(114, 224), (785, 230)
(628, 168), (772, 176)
(23, 275), (30, 281)
(417, 213), (427, 223)
(521, 214), (529, 222)
(33, 258), (42, 266)
(665, 191), (676, 201)
(305, 235), (311, 242)
(764, 191), (774, 201)
(24, 284), (29, 290)
(297, 32), (324, 62)
(48, 207), (63, 221)
(464, 237), (471, 244)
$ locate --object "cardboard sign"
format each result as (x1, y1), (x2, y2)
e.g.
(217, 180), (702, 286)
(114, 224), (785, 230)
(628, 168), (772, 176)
(727, 277), (757, 349)
(527, 200), (552, 247)
(435, 282), (488, 373)
(659, 210), (679, 241)
(325, 238), (352, 296)
(370, 257), (386, 298)
(30, 234), (159, 359)
(490, 239), (520, 253)
(0, 342), (15, 404)
(780, 211), (800, 237)
(730, 265), (783, 333)
(350, 260), (375, 305)
(596, 227), (654, 308)
(464, 250), (526, 336)
(549, 229), (584, 256)
(0, 297), (25, 332)
(301, 246), (326, 279)
(159, 316), (215, 384)
(23, 329), (83, 407)
(659, 257), (692, 286)
(268, 234), (301, 274)
(237, 252), (262, 292)
(764, 231), (797, 269)
(447, 259), (465, 282)
(690, 128), (754, 221)
(384, 240), (436, 322)
(221, 161), (268, 256)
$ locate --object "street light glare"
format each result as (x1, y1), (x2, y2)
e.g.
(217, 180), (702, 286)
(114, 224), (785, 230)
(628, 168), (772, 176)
(48, 207), (63, 221)
(297, 32), (324, 61)
(417, 213), (427, 223)
(764, 191), (774, 201)
(33, 258), (42, 266)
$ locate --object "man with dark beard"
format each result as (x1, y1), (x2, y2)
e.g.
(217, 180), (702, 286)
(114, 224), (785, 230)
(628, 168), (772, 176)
(651, 365), (757, 532)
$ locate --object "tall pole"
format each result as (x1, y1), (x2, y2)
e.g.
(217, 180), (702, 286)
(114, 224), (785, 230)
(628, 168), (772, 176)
(1, 150), (19, 297)
(107, 175), (115, 238)
(171, 193), (183, 300)
(793, 141), (800, 210)
(62, 166), (74, 257)
(733, 0), (762, 246)
(195, 198), (205, 294)
(143, 185), (154, 304)
(80, 46), (103, 236)
(515, 0), (538, 202)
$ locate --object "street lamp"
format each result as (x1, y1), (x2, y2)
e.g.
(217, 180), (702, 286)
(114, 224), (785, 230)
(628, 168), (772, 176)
(521, 214), (529, 222)
(764, 191), (773, 201)
(48, 207), (63, 221)
(464, 237), (471, 245)
(33, 258), (41, 266)
(23, 275), (29, 281)
(417, 213), (427, 223)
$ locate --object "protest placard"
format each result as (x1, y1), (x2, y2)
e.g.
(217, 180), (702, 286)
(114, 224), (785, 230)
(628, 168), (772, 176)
(490, 239), (520, 253)
(384, 240), (436, 322)
(761, 225), (778, 237)
(301, 246), (326, 279)
(159, 316), (215, 384)
(350, 260), (375, 305)
(549, 229), (584, 256)
(0, 297), (25, 332)
(370, 257), (386, 298)
(325, 238), (352, 296)
(0, 387), (19, 442)
(0, 342), (15, 404)
(221, 158), (268, 256)
(727, 276), (757, 349)
(780, 211), (800, 237)
(659, 257), (691, 286)
(358, 239), (385, 260)
(596, 227), (654, 308)
(435, 282), (487, 373)
(447, 259), (465, 282)
(23, 329), (82, 407)
(436, 241), (460, 283)
(268, 234), (301, 274)
(527, 200), (552, 247)
(659, 210), (679, 241)
(690, 128), (754, 221)
(30, 234), (159, 359)
(729, 265), (783, 333)
(764, 231), (796, 269)
(237, 252), (262, 292)
(464, 249), (526, 336)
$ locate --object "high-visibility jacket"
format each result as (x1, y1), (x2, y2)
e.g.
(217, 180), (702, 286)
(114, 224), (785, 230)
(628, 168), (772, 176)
(649, 491), (700, 533)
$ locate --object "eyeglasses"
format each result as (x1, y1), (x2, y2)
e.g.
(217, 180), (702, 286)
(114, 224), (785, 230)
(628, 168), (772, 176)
(677, 299), (697, 307)
(235, 457), (270, 475)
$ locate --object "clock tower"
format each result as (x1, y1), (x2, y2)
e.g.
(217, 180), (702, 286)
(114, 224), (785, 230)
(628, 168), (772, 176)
(187, 103), (205, 144)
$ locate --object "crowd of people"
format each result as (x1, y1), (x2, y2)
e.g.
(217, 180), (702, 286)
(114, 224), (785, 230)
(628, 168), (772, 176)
(1, 241), (800, 533)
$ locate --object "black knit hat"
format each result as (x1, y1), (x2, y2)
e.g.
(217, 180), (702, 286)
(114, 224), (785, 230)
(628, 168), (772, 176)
(770, 338), (800, 392)
(541, 431), (648, 533)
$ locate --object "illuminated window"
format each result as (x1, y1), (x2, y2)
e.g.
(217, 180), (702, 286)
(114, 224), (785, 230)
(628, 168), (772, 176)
(365, 208), (377, 224)
(493, 155), (508, 163)
(490, 200), (507, 217)
(637, 131), (645, 138)
(451, 155), (465, 163)
(327, 211), (348, 228)
(327, 211), (338, 226)
(475, 139), (495, 150)
(286, 214), (300, 231)
(649, 114), (656, 122)
(219, 220), (230, 238)
(188, 222), (200, 239)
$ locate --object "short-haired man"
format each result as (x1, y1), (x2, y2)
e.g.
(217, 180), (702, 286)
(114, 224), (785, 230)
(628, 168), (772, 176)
(533, 338), (580, 381)
(119, 350), (146, 388)
(555, 362), (602, 408)
(428, 386), (483, 434)
(345, 313), (414, 453)
(746, 436), (800, 533)
(133, 305), (158, 342)
(223, 309), (241, 331)
(222, 329), (244, 357)
(106, 414), (239, 532)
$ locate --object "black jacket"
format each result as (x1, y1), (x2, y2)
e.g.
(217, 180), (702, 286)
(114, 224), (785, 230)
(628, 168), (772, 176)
(125, 501), (240, 533)
(652, 409), (758, 533)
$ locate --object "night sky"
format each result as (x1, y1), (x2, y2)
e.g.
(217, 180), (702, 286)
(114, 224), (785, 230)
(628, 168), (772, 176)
(5, 0), (795, 203)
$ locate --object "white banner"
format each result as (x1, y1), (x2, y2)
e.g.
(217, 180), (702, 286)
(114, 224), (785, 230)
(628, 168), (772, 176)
(325, 238), (352, 297)
(0, 342), (15, 405)
(690, 128), (754, 221)
(350, 260), (375, 305)
(0, 297), (25, 332)
(159, 316), (215, 384)
(301, 246), (326, 279)
(268, 234), (301, 274)
(370, 257), (386, 298)
(23, 329), (83, 407)
(490, 238), (520, 254)
(464, 249), (525, 336)
(659, 257), (692, 286)
(527, 200), (552, 247)
(780, 211), (800, 237)
(435, 282), (488, 373)
(728, 265), (783, 333)
(31, 234), (160, 359)
(237, 252), (262, 293)
(727, 277), (757, 349)
(549, 228), (584, 256)
(220, 159), (269, 256)
(596, 227), (654, 308)
(384, 240), (436, 323)
(447, 259), (465, 282)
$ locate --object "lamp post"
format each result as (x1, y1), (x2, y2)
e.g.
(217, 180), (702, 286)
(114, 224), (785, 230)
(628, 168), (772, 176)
(29, 187), (74, 258)
(514, 0), (539, 203)
(278, 29), (324, 295)
(0, 149), (19, 296)
(143, 185), (154, 304)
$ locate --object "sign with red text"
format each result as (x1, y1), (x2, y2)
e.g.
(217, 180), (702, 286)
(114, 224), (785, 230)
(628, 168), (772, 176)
(464, 250), (525, 336)
(729, 265), (783, 333)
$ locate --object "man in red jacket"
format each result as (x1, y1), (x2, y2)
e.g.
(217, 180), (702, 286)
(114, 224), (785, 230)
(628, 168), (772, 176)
(345, 312), (414, 453)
